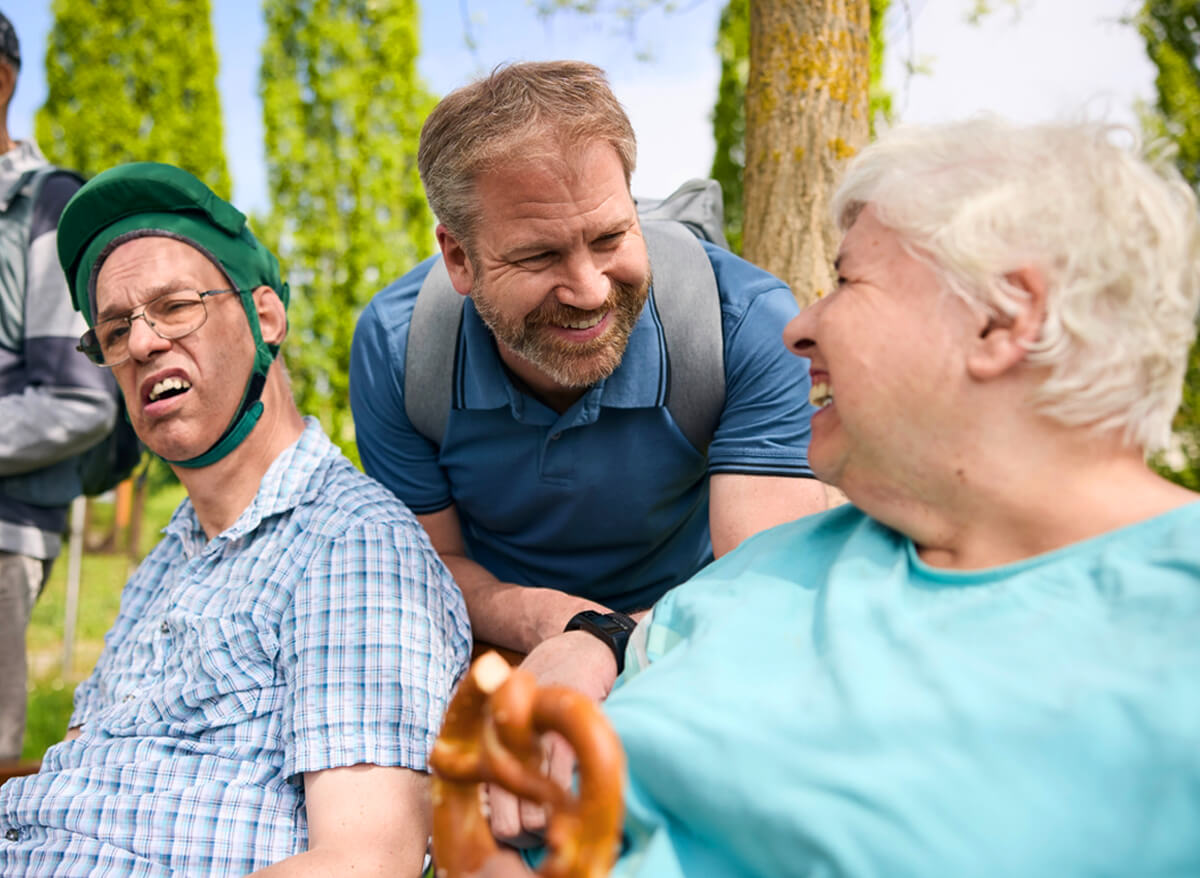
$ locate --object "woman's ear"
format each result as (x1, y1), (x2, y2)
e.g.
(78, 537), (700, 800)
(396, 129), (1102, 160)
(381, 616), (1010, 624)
(967, 267), (1047, 381)
(253, 285), (288, 346)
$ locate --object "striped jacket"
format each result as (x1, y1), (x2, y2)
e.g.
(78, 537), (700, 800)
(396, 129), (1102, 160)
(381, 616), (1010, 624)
(0, 141), (115, 560)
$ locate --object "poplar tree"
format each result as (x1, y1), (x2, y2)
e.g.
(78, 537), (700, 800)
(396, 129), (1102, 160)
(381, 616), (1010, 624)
(1140, 0), (1200, 489)
(260, 0), (434, 460)
(35, 0), (231, 195)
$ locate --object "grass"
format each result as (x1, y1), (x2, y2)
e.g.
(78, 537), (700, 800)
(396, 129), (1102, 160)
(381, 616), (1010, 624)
(22, 482), (186, 760)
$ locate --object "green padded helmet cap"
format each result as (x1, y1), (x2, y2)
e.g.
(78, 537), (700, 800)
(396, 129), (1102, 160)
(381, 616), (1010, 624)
(57, 161), (288, 326)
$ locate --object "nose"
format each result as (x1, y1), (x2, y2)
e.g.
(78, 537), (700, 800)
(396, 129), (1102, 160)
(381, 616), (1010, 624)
(556, 252), (611, 311)
(782, 305), (819, 359)
(125, 313), (171, 361)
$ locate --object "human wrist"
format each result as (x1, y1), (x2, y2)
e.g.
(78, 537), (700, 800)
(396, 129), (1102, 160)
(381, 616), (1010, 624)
(563, 610), (637, 675)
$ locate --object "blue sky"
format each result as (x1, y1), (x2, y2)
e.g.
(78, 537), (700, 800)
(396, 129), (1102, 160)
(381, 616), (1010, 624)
(6, 1), (1153, 218)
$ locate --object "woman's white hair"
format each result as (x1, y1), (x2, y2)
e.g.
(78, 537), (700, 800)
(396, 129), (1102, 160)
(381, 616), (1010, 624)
(832, 117), (1200, 453)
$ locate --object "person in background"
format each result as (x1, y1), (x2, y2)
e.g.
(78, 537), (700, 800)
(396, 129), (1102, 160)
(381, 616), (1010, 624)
(0, 9), (115, 763)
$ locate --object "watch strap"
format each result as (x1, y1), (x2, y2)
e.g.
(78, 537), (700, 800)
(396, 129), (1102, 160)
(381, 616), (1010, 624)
(563, 610), (637, 675)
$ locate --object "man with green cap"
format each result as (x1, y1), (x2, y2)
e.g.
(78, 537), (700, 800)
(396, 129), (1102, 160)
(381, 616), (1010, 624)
(0, 162), (471, 876)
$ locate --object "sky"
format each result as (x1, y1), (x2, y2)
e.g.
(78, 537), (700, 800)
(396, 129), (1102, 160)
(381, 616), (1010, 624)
(5, 0), (1155, 217)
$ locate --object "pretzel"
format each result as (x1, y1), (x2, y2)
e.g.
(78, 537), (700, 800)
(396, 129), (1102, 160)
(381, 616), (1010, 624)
(430, 652), (626, 878)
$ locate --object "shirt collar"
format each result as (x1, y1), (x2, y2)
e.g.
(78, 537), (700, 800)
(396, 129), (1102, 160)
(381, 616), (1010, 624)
(456, 285), (667, 415)
(164, 418), (335, 555)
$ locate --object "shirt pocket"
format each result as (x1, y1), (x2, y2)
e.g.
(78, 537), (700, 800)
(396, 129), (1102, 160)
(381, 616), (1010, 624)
(107, 610), (282, 738)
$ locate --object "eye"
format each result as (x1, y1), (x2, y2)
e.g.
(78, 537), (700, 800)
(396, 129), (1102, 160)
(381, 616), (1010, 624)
(593, 231), (624, 250)
(99, 321), (130, 347)
(517, 251), (555, 268)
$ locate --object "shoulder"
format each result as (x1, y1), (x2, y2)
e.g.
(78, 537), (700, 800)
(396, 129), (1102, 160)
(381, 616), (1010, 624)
(703, 243), (798, 313)
(29, 169), (85, 241)
(352, 254), (443, 383)
(292, 447), (447, 570)
(356, 254), (441, 339)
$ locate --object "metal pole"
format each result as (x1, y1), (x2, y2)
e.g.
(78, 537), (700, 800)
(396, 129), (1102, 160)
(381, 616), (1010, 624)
(61, 496), (86, 677)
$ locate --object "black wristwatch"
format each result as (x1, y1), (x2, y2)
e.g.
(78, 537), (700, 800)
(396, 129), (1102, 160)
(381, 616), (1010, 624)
(563, 610), (637, 674)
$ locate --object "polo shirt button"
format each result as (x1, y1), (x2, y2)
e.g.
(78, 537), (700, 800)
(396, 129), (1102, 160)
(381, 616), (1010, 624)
(5, 829), (18, 841)
(159, 621), (169, 634)
(550, 432), (562, 440)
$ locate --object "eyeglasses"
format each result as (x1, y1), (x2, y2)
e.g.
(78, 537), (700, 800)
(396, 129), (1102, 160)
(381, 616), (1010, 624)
(78, 288), (246, 367)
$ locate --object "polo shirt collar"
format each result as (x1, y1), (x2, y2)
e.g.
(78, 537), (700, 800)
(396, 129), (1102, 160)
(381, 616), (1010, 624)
(456, 288), (666, 416)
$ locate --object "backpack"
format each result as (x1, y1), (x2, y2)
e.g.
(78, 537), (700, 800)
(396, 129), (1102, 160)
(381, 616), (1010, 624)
(405, 178), (730, 453)
(5, 167), (143, 503)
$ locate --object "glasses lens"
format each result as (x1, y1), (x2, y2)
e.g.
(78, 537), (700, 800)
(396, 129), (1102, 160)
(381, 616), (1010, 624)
(93, 317), (132, 365)
(87, 290), (210, 366)
(77, 329), (107, 365)
(146, 290), (207, 339)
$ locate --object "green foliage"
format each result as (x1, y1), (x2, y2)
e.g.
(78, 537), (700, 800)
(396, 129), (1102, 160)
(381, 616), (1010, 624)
(709, 0), (891, 253)
(1139, 0), (1200, 487)
(868, 0), (893, 126)
(35, 0), (230, 195)
(710, 0), (748, 253)
(260, 0), (435, 461)
(1139, 0), (1200, 187)
(964, 0), (1027, 27)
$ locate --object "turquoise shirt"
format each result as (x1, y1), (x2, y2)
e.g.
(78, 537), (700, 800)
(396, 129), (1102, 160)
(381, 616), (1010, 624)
(604, 502), (1200, 877)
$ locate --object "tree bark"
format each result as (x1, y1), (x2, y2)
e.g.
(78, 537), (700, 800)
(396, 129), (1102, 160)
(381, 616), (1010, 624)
(743, 0), (871, 306)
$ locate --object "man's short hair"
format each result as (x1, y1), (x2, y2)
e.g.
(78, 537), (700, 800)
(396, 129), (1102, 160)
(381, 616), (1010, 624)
(417, 60), (637, 247)
(0, 11), (19, 71)
(834, 118), (1200, 453)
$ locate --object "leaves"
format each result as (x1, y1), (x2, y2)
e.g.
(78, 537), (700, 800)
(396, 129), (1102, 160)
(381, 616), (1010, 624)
(1140, 0), (1200, 488)
(260, 0), (435, 462)
(36, 0), (231, 195)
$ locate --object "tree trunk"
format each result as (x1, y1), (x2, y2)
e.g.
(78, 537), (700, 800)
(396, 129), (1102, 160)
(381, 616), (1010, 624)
(743, 0), (871, 306)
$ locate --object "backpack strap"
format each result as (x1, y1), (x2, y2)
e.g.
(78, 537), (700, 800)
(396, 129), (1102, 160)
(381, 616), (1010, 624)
(405, 258), (464, 444)
(642, 221), (726, 453)
(403, 221), (726, 452)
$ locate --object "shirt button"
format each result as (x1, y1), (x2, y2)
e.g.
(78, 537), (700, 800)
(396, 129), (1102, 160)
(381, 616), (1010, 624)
(159, 621), (169, 634)
(5, 829), (18, 841)
(550, 432), (562, 440)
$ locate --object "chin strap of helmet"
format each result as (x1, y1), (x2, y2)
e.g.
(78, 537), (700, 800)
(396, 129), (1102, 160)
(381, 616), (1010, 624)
(164, 288), (280, 469)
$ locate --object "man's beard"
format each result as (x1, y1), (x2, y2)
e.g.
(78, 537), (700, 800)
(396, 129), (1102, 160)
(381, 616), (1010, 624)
(472, 272), (651, 389)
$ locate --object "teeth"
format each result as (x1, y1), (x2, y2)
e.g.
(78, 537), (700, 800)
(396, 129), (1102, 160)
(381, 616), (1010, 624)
(810, 381), (834, 408)
(149, 376), (191, 401)
(560, 312), (605, 330)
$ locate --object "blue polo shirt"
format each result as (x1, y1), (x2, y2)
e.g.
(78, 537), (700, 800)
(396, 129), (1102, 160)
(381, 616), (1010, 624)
(350, 243), (815, 611)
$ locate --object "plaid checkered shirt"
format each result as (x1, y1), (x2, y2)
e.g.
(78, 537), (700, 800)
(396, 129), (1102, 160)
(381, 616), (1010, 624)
(0, 418), (471, 875)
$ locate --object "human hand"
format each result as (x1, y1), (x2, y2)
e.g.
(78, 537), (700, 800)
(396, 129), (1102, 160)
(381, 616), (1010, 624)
(487, 631), (620, 847)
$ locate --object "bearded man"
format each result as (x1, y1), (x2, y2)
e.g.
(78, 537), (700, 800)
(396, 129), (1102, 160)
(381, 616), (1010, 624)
(349, 61), (825, 723)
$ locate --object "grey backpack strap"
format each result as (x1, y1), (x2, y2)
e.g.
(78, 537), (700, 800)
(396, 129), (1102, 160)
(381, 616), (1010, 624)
(404, 258), (463, 444)
(642, 220), (726, 453)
